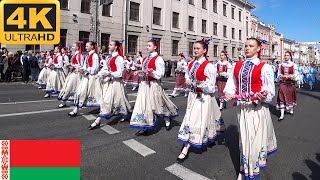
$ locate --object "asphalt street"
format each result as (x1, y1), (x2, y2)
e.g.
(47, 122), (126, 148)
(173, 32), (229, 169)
(0, 77), (320, 180)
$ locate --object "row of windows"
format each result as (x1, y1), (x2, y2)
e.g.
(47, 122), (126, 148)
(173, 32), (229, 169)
(58, 0), (244, 29)
(189, 0), (242, 21)
(59, 0), (111, 16)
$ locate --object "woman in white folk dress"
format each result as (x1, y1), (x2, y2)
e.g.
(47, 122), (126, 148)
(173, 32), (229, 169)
(130, 39), (178, 136)
(58, 42), (84, 108)
(176, 39), (225, 163)
(131, 51), (143, 91)
(88, 40), (132, 130)
(44, 46), (66, 98)
(216, 51), (232, 110)
(37, 51), (53, 89)
(224, 38), (277, 180)
(68, 41), (102, 117)
(169, 53), (188, 98)
(61, 47), (70, 76)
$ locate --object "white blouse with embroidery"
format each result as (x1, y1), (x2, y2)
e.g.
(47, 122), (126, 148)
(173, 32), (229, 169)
(185, 57), (217, 94)
(223, 57), (275, 102)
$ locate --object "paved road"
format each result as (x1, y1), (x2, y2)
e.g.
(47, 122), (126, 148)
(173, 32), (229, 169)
(0, 78), (320, 180)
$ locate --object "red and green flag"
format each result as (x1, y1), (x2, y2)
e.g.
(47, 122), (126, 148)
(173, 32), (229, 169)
(1, 140), (80, 180)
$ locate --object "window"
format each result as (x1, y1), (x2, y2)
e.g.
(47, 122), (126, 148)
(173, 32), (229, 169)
(79, 31), (90, 51)
(232, 47), (235, 57)
(223, 25), (227, 37)
(25, 45), (40, 51)
(213, 0), (217, 13)
(101, 33), (110, 51)
(130, 2), (140, 21)
(232, 28), (235, 39)
(189, 0), (194, 5)
(239, 30), (242, 41)
(214, 45), (218, 57)
(81, 0), (91, 13)
(128, 35), (138, 54)
(188, 42), (194, 56)
(239, 10), (242, 22)
(202, 0), (206, 9)
(246, 21), (249, 36)
(188, 16), (194, 31)
(59, 29), (67, 47)
(102, 3), (111, 17)
(59, 0), (68, 10)
(224, 46), (227, 51)
(202, 19), (207, 33)
(172, 40), (179, 56)
(153, 7), (161, 25)
(223, 3), (227, 16)
(172, 12), (179, 28)
(231, 6), (235, 19)
(213, 22), (218, 35)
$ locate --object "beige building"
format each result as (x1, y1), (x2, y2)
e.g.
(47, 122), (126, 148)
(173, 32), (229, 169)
(1, 0), (255, 61)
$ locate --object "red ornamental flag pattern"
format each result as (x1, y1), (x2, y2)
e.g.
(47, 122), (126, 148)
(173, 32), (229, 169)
(0, 140), (80, 180)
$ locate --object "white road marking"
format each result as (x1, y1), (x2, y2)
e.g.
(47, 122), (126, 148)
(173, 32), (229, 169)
(123, 139), (156, 157)
(0, 107), (73, 118)
(101, 125), (120, 134)
(82, 114), (96, 121)
(165, 163), (213, 180)
(0, 99), (56, 105)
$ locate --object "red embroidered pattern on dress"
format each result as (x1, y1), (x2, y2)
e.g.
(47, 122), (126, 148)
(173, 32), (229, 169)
(1, 140), (9, 180)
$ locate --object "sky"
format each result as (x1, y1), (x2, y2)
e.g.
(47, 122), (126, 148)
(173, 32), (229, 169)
(249, 0), (320, 42)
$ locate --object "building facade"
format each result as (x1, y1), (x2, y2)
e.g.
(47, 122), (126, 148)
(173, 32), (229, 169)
(1, 0), (255, 61)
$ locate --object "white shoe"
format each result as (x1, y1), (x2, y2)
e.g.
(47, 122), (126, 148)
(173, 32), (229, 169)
(44, 94), (50, 98)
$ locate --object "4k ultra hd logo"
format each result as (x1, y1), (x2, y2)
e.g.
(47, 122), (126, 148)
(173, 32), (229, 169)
(0, 0), (60, 44)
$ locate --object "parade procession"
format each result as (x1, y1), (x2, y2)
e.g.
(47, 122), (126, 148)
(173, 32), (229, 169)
(1, 0), (320, 180)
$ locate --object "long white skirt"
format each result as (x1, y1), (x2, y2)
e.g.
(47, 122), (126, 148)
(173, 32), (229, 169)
(99, 78), (132, 119)
(46, 69), (66, 94)
(58, 71), (82, 101)
(130, 81), (178, 130)
(37, 67), (51, 86)
(237, 102), (277, 179)
(178, 92), (225, 148)
(73, 75), (102, 108)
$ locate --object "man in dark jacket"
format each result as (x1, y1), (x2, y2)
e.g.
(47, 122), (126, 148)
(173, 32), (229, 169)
(28, 50), (39, 82)
(21, 51), (30, 83)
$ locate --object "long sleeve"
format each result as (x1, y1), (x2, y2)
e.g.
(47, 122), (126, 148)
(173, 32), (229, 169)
(87, 54), (99, 75)
(151, 56), (165, 80)
(185, 64), (190, 80)
(227, 63), (232, 78)
(20, 56), (24, 66)
(198, 63), (217, 94)
(223, 65), (237, 96)
(261, 64), (275, 102)
(277, 64), (283, 78)
(293, 64), (299, 81)
(63, 55), (70, 66)
(110, 56), (124, 78)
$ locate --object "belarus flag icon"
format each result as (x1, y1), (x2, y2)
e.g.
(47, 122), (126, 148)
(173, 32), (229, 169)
(0, 140), (80, 180)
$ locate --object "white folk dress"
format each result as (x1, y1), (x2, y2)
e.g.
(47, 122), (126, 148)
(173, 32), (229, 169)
(130, 52), (178, 130)
(37, 57), (52, 86)
(224, 57), (277, 179)
(98, 52), (132, 119)
(73, 50), (102, 108)
(58, 51), (83, 102)
(178, 57), (225, 148)
(45, 53), (66, 94)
